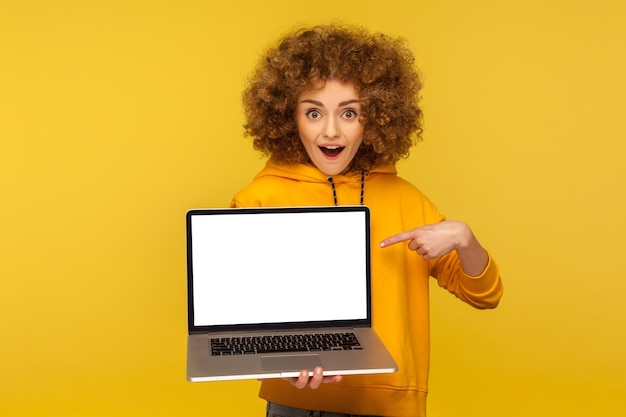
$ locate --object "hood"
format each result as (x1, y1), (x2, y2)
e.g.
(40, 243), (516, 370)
(257, 159), (398, 184)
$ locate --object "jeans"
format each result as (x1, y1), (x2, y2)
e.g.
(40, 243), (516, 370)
(266, 402), (381, 417)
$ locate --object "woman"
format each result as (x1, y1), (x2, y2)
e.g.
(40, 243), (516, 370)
(231, 24), (503, 417)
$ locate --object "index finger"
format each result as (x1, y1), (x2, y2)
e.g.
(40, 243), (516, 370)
(379, 231), (414, 248)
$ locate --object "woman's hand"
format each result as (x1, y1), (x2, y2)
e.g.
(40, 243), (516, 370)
(287, 366), (342, 389)
(380, 220), (489, 276)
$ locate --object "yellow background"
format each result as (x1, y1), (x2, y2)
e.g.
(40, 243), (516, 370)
(1, 0), (624, 416)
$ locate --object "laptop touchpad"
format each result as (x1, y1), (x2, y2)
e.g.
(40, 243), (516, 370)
(261, 354), (323, 372)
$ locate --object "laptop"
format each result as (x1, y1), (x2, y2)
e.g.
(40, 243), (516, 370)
(185, 205), (398, 382)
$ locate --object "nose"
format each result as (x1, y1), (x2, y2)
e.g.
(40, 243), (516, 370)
(323, 117), (340, 138)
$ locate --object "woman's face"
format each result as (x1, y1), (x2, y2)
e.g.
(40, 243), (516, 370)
(295, 80), (364, 176)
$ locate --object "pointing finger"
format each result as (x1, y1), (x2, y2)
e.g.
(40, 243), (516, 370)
(379, 231), (414, 248)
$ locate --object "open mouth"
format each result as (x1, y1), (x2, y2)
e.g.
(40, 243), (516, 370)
(319, 145), (345, 157)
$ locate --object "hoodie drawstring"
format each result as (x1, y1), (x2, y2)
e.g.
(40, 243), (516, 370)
(326, 171), (365, 206)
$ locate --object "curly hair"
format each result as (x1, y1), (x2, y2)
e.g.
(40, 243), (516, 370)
(242, 24), (423, 172)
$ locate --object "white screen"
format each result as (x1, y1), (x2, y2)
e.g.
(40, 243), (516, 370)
(190, 209), (368, 326)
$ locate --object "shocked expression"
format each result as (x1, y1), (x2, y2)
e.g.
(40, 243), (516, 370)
(295, 80), (364, 176)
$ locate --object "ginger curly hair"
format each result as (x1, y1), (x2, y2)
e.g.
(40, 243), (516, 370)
(242, 24), (423, 172)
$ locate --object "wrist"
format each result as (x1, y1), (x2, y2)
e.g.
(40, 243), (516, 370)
(452, 221), (474, 252)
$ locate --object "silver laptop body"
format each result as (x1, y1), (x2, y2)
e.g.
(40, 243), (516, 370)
(186, 206), (398, 382)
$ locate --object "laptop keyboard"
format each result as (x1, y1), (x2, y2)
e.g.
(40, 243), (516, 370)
(210, 332), (362, 356)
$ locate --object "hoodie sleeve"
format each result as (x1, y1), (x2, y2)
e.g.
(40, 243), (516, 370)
(429, 250), (503, 309)
(411, 187), (503, 309)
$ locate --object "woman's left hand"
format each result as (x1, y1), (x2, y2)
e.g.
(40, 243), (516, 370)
(380, 220), (489, 276)
(380, 220), (471, 260)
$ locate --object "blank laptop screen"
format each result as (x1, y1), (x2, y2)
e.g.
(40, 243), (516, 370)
(188, 208), (369, 328)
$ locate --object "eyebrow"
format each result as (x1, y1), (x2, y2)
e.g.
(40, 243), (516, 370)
(299, 99), (360, 107)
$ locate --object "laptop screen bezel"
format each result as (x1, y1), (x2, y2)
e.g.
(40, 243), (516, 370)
(186, 205), (372, 335)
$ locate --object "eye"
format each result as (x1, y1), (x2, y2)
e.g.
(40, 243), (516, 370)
(305, 109), (322, 120)
(342, 109), (358, 120)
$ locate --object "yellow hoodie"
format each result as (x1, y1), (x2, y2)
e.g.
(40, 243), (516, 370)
(231, 160), (503, 417)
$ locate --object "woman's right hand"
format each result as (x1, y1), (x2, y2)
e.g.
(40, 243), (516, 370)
(287, 366), (342, 389)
